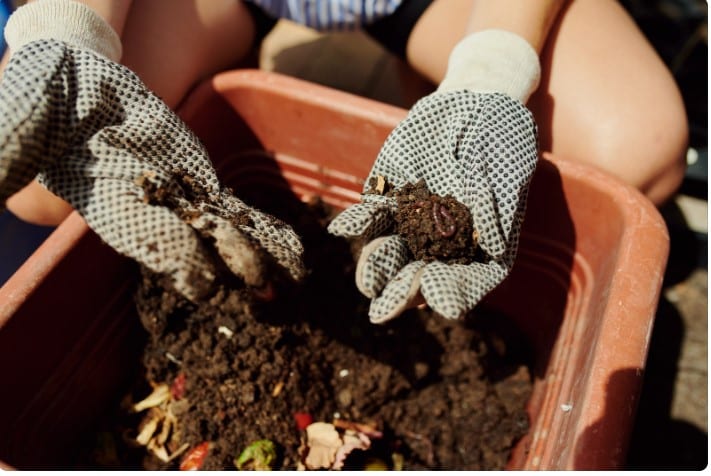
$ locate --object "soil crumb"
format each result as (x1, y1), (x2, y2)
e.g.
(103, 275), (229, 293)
(369, 177), (478, 264)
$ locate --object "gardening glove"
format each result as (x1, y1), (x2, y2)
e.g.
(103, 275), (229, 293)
(0, 0), (305, 301)
(328, 30), (540, 323)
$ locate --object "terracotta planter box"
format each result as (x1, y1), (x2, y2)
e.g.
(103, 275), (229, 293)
(0, 70), (669, 470)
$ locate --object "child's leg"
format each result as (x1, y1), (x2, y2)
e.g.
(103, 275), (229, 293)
(405, 0), (688, 205)
(6, 0), (262, 224)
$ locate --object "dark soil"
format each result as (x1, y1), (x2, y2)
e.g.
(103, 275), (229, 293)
(78, 188), (532, 471)
(369, 178), (478, 264)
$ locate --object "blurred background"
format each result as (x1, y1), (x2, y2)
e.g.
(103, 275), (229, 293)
(0, 0), (707, 470)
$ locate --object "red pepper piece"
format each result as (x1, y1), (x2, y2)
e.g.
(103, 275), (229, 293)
(170, 372), (186, 400)
(293, 412), (313, 431)
(180, 441), (210, 471)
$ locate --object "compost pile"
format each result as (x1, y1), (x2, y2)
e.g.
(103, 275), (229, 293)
(83, 188), (532, 471)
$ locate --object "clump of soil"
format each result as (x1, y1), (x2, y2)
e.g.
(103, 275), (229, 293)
(79, 190), (532, 471)
(368, 178), (478, 264)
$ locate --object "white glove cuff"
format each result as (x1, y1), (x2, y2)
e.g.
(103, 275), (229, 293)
(437, 29), (541, 104)
(5, 0), (122, 61)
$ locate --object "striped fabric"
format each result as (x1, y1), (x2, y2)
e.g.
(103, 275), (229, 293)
(245, 0), (404, 31)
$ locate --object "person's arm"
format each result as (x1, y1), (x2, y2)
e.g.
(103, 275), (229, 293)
(438, 0), (568, 104)
(465, 0), (566, 53)
(1, 0), (134, 225)
(1, 0), (132, 70)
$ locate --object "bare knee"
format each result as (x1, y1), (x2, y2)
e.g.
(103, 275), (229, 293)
(528, 0), (691, 207)
(637, 118), (688, 206)
(581, 100), (689, 207)
(540, 103), (689, 207)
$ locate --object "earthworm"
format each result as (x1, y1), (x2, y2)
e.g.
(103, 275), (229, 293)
(432, 202), (457, 237)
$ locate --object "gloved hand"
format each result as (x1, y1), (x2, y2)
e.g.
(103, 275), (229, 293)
(328, 30), (540, 323)
(0, 0), (304, 301)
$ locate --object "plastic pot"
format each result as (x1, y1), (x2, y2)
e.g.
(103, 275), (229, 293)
(0, 70), (669, 470)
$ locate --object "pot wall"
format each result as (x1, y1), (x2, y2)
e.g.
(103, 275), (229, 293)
(0, 70), (669, 470)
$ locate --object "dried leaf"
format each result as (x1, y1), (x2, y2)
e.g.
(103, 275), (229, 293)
(155, 411), (176, 446)
(300, 421), (377, 470)
(333, 430), (371, 470)
(133, 384), (170, 412)
(167, 443), (190, 463)
(134, 383), (189, 464)
(375, 175), (386, 194)
(148, 440), (171, 463)
(333, 419), (382, 438)
(302, 422), (341, 470)
(136, 408), (163, 445)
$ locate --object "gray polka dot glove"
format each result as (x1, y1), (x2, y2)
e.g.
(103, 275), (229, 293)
(328, 30), (540, 322)
(0, 1), (304, 301)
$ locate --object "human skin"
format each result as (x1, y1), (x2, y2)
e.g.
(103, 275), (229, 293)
(2, 0), (689, 224)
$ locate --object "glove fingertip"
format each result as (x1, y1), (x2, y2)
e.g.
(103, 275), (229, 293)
(173, 266), (215, 303)
(327, 202), (393, 240)
(419, 263), (470, 320)
(419, 261), (509, 320)
(367, 262), (425, 323)
(355, 235), (409, 298)
(369, 307), (402, 325)
(286, 257), (307, 282)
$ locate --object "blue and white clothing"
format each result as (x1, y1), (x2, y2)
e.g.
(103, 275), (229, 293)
(245, 0), (404, 31)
